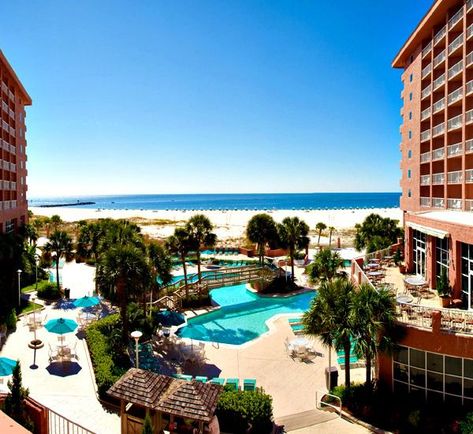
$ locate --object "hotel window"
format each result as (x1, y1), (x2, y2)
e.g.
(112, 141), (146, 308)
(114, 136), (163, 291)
(408, 189), (412, 197)
(408, 130), (412, 139)
(408, 169), (412, 178)
(461, 243), (473, 310)
(410, 73), (413, 82)
(409, 92), (413, 101)
(435, 237), (449, 281)
(393, 345), (473, 404)
(408, 150), (412, 159)
(409, 111), (412, 120)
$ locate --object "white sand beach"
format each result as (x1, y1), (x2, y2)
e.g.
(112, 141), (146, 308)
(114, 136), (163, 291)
(29, 206), (403, 242)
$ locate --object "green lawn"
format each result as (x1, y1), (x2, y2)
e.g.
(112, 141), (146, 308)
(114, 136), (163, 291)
(21, 280), (50, 293)
(19, 301), (43, 315)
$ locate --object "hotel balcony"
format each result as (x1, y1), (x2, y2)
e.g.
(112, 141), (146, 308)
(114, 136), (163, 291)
(448, 114), (463, 131)
(432, 147), (445, 160)
(432, 122), (445, 137)
(468, 23), (473, 40)
(448, 60), (463, 80)
(432, 97), (445, 113)
(467, 109), (473, 125)
(434, 26), (447, 46)
(420, 197), (431, 207)
(468, 80), (473, 96)
(1, 101), (8, 113)
(432, 172), (445, 185)
(467, 51), (473, 68)
(422, 84), (432, 100)
(432, 197), (445, 208)
(467, 139), (473, 153)
(447, 170), (463, 184)
(420, 175), (430, 186)
(433, 73), (446, 90)
(448, 87), (463, 105)
(447, 198), (462, 210)
(433, 50), (446, 68)
(421, 107), (431, 121)
(422, 63), (432, 79)
(420, 151), (431, 163)
(422, 41), (433, 58)
(421, 129), (431, 142)
(467, 199), (473, 211)
(466, 169), (473, 183)
(447, 142), (462, 157)
(448, 8), (464, 30)
(448, 34), (464, 56)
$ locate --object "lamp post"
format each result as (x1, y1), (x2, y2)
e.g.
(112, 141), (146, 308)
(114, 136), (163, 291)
(34, 254), (40, 290)
(17, 269), (22, 307)
(131, 330), (142, 368)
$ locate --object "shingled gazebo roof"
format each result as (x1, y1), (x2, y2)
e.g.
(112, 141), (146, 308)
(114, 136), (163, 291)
(107, 369), (222, 423)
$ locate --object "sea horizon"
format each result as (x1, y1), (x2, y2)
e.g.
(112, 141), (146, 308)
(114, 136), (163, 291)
(29, 192), (401, 211)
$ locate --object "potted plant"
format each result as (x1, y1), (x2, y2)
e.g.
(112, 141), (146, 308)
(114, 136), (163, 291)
(394, 249), (406, 273)
(437, 268), (451, 308)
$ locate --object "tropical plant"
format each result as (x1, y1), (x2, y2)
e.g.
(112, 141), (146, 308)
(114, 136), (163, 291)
(306, 248), (345, 285)
(167, 227), (198, 296)
(354, 214), (403, 253)
(97, 245), (151, 340)
(43, 230), (73, 291)
(148, 241), (173, 310)
(4, 362), (33, 431)
(328, 226), (335, 248)
(142, 412), (154, 434)
(76, 222), (103, 264)
(436, 267), (451, 298)
(278, 217), (309, 283)
(351, 284), (398, 389)
(315, 222), (327, 246)
(22, 223), (38, 246)
(0, 232), (24, 312)
(246, 214), (279, 266)
(186, 214), (217, 282)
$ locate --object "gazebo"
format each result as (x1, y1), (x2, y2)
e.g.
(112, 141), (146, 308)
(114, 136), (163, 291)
(107, 368), (222, 433)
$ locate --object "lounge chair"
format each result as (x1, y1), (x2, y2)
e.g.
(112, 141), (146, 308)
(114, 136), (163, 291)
(173, 374), (193, 381)
(243, 379), (256, 391)
(290, 324), (305, 334)
(288, 318), (302, 325)
(195, 376), (208, 383)
(225, 378), (239, 391)
(209, 378), (225, 385)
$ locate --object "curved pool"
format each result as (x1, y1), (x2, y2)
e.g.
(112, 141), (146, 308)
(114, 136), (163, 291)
(177, 284), (316, 345)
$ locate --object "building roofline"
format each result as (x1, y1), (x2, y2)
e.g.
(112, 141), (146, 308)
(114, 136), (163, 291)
(392, 0), (458, 69)
(0, 50), (32, 105)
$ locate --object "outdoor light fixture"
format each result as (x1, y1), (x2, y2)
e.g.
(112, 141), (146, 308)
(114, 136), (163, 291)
(131, 330), (143, 368)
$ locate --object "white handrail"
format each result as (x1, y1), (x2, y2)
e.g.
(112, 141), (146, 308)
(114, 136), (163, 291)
(316, 390), (342, 418)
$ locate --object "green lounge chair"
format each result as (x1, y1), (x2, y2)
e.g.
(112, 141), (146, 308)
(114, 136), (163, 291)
(290, 324), (304, 332)
(243, 379), (256, 391)
(288, 318), (302, 324)
(225, 378), (239, 391)
(209, 377), (225, 385)
(174, 374), (192, 381)
(195, 376), (208, 383)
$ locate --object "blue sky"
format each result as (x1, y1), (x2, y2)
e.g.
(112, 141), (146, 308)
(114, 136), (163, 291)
(2, 0), (431, 197)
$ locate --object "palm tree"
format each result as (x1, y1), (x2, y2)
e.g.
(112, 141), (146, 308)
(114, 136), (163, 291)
(148, 241), (173, 311)
(186, 214), (217, 282)
(354, 213), (403, 253)
(43, 230), (73, 291)
(306, 248), (345, 285)
(167, 227), (197, 296)
(98, 245), (151, 340)
(278, 217), (309, 283)
(328, 226), (335, 248)
(315, 222), (327, 246)
(246, 214), (279, 266)
(76, 222), (103, 264)
(22, 224), (38, 246)
(351, 284), (398, 389)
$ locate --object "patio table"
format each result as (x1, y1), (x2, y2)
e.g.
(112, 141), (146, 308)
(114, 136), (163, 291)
(404, 276), (427, 287)
(396, 294), (414, 304)
(289, 337), (312, 350)
(367, 271), (384, 277)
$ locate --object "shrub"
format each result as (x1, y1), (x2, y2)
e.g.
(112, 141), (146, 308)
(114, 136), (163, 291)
(461, 412), (473, 434)
(216, 390), (273, 434)
(37, 282), (61, 300)
(5, 309), (17, 332)
(181, 294), (211, 309)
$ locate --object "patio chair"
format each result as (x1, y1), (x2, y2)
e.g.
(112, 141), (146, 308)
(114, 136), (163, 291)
(243, 379), (256, 391)
(225, 378), (239, 391)
(209, 378), (225, 385)
(71, 341), (79, 360)
(195, 376), (208, 383)
(174, 374), (193, 381)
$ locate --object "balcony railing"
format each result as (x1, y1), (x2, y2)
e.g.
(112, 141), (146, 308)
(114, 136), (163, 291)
(421, 107), (431, 121)
(433, 50), (446, 68)
(421, 130), (431, 142)
(433, 97), (445, 113)
(449, 8), (464, 29)
(448, 114), (463, 130)
(467, 199), (473, 211)
(469, 24), (473, 40)
(447, 142), (462, 157)
(432, 122), (445, 137)
(420, 197), (431, 207)
(448, 87), (463, 104)
(422, 41), (433, 57)
(467, 139), (473, 153)
(422, 63), (432, 79)
(420, 175), (430, 186)
(448, 34), (464, 54)
(466, 169), (473, 183)
(448, 60), (463, 79)
(432, 147), (445, 160)
(448, 198), (462, 209)
(467, 109), (473, 125)
(448, 170), (463, 184)
(432, 172), (445, 184)
(432, 197), (445, 208)
(467, 80), (473, 95)
(434, 26), (447, 45)
(420, 151), (431, 163)
(467, 52), (473, 67)
(434, 73), (446, 89)
(422, 84), (432, 100)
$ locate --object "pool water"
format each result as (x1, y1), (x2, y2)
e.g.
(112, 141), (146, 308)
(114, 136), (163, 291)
(177, 284), (316, 345)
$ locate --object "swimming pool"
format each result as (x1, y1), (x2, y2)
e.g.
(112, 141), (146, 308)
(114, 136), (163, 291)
(177, 284), (316, 345)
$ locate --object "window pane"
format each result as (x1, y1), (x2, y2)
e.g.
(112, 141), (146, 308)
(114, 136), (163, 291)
(445, 394), (462, 407)
(445, 356), (462, 376)
(394, 363), (409, 383)
(411, 349), (425, 369)
(465, 359), (473, 379)
(394, 380), (409, 395)
(410, 386), (426, 401)
(427, 371), (443, 391)
(410, 367), (425, 387)
(445, 375), (462, 396)
(427, 390), (444, 405)
(427, 353), (443, 373)
(465, 378), (473, 398)
(394, 346), (408, 364)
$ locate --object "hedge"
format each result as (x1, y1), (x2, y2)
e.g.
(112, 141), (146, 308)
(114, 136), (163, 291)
(37, 283), (61, 300)
(216, 389), (273, 434)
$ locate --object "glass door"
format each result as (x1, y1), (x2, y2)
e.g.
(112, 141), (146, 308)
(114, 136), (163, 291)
(461, 243), (473, 310)
(416, 247), (426, 277)
(412, 230), (427, 278)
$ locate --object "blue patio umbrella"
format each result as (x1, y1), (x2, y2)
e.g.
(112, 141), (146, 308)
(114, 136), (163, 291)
(155, 310), (186, 327)
(0, 357), (17, 376)
(73, 296), (100, 309)
(45, 318), (78, 335)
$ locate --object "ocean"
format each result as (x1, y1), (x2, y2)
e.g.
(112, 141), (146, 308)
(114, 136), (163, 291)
(30, 192), (401, 211)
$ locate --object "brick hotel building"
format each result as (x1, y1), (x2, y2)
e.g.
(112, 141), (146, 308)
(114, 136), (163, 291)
(0, 50), (31, 233)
